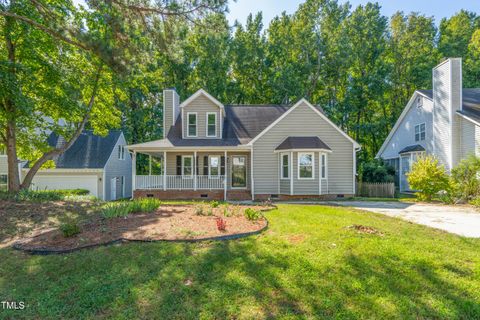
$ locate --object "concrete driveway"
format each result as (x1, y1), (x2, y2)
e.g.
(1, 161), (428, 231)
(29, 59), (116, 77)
(328, 201), (480, 238)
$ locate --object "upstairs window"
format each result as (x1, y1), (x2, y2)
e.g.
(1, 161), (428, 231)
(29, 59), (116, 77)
(415, 123), (425, 142)
(206, 113), (217, 137)
(416, 96), (423, 108)
(118, 145), (125, 160)
(187, 113), (197, 137)
(298, 153), (314, 179)
(281, 153), (289, 179)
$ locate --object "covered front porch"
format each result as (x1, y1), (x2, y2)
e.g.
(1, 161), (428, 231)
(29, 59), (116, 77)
(128, 147), (252, 200)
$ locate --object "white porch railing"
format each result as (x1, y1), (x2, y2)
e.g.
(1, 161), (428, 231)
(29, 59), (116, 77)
(135, 175), (225, 190)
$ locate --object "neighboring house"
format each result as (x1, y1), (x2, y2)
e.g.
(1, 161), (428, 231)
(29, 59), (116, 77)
(1, 130), (134, 200)
(377, 58), (480, 191)
(127, 88), (361, 201)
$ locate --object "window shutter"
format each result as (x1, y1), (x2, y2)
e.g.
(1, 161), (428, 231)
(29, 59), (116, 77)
(221, 156), (225, 175)
(176, 155), (181, 175)
(203, 156), (208, 175)
(196, 156), (199, 175)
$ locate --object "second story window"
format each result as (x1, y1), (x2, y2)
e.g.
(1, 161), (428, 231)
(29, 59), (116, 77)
(415, 123), (425, 142)
(187, 113), (197, 137)
(118, 145), (125, 160)
(206, 113), (217, 137)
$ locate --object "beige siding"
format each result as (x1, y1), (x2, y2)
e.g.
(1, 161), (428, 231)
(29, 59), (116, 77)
(252, 102), (355, 195)
(163, 90), (174, 138)
(183, 95), (222, 139)
(165, 152), (250, 190)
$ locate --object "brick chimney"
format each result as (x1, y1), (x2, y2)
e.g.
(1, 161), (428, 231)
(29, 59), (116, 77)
(163, 88), (180, 138)
(432, 58), (462, 170)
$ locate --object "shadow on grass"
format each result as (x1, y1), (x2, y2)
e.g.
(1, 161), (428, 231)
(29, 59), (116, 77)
(1, 233), (479, 319)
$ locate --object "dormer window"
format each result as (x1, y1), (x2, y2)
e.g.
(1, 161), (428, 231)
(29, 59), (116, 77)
(416, 96), (423, 108)
(118, 145), (125, 160)
(206, 112), (217, 137)
(187, 112), (197, 137)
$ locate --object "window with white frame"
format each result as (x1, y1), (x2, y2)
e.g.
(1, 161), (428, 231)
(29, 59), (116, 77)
(206, 113), (217, 137)
(298, 153), (314, 179)
(415, 123), (425, 142)
(321, 154), (327, 179)
(118, 145), (125, 160)
(209, 156), (220, 177)
(187, 113), (197, 137)
(182, 156), (193, 176)
(281, 153), (289, 179)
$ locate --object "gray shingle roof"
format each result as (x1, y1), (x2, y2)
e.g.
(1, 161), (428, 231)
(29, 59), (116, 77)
(275, 136), (331, 151)
(47, 130), (122, 168)
(399, 144), (425, 154)
(417, 88), (480, 123)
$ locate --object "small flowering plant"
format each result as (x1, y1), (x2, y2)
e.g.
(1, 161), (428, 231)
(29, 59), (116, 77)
(216, 217), (227, 231)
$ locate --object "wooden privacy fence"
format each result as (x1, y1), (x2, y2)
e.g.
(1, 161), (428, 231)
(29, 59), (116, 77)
(356, 182), (395, 198)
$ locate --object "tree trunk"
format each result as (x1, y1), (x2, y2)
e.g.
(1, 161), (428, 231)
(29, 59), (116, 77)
(19, 65), (103, 190)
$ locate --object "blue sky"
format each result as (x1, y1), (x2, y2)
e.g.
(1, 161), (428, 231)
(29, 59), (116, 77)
(227, 0), (480, 26)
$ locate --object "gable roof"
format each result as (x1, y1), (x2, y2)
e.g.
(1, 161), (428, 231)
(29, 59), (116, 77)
(46, 130), (122, 169)
(180, 89), (225, 115)
(275, 136), (331, 151)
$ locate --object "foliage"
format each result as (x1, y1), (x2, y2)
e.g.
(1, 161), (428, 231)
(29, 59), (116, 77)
(210, 200), (219, 208)
(244, 208), (262, 221)
(194, 204), (205, 216)
(407, 156), (450, 201)
(468, 196), (480, 207)
(451, 154), (480, 201)
(215, 217), (226, 231)
(222, 205), (231, 217)
(0, 189), (89, 202)
(359, 159), (395, 183)
(60, 222), (80, 238)
(102, 198), (161, 219)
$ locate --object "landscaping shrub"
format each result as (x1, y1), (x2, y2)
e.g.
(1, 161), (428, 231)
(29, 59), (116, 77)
(102, 198), (161, 218)
(469, 196), (480, 207)
(194, 204), (205, 216)
(407, 156), (450, 201)
(216, 217), (227, 231)
(451, 155), (480, 201)
(359, 159), (395, 183)
(244, 208), (262, 221)
(222, 205), (231, 217)
(0, 189), (90, 202)
(60, 222), (81, 237)
(210, 200), (220, 208)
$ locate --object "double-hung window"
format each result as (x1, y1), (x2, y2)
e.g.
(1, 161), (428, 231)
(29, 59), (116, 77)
(118, 145), (125, 160)
(298, 153), (314, 179)
(281, 153), (289, 179)
(206, 113), (217, 137)
(321, 154), (327, 179)
(209, 156), (220, 177)
(187, 113), (197, 137)
(182, 156), (193, 177)
(415, 123), (425, 142)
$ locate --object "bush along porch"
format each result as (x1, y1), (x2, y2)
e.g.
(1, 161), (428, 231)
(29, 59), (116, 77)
(127, 88), (361, 201)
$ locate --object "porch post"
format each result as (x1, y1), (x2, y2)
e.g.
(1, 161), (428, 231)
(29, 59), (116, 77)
(132, 151), (136, 195)
(194, 151), (197, 191)
(224, 150), (227, 201)
(149, 155), (152, 175)
(251, 147), (254, 201)
(163, 151), (167, 191)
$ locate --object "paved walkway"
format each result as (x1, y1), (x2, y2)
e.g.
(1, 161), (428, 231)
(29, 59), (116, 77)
(326, 201), (480, 238)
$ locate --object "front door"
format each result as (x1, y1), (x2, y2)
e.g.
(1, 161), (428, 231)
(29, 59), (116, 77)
(111, 177), (117, 200)
(232, 156), (247, 188)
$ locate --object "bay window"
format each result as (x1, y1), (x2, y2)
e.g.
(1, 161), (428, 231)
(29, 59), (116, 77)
(281, 153), (289, 179)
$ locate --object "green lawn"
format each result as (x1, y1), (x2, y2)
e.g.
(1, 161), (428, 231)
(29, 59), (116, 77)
(1, 204), (480, 319)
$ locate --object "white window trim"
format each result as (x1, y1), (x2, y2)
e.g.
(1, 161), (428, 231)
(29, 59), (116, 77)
(321, 153), (328, 179)
(231, 155), (247, 189)
(206, 112), (217, 138)
(118, 145), (125, 160)
(186, 112), (198, 137)
(297, 152), (315, 180)
(208, 155), (221, 178)
(280, 153), (289, 179)
(415, 122), (426, 142)
(182, 155), (193, 178)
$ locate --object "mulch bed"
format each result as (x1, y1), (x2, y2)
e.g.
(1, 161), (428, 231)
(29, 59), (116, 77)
(13, 204), (271, 253)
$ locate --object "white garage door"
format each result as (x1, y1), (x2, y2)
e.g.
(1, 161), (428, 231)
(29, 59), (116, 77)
(31, 175), (99, 197)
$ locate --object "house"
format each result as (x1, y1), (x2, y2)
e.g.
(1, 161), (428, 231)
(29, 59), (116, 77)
(0, 130), (132, 200)
(377, 58), (480, 191)
(126, 88), (360, 201)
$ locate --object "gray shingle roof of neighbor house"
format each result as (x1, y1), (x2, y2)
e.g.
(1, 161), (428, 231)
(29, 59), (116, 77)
(398, 144), (425, 154)
(418, 88), (480, 124)
(165, 104), (327, 147)
(46, 130), (122, 168)
(275, 136), (331, 151)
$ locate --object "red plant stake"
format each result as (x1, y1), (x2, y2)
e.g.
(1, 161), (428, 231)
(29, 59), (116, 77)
(216, 217), (227, 231)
